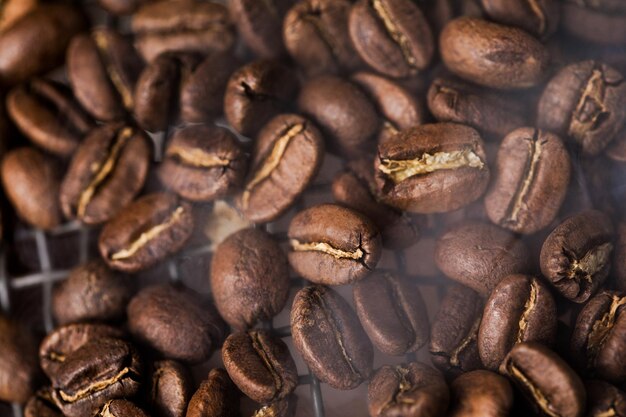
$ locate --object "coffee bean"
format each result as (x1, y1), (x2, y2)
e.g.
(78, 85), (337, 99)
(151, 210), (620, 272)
(561, 3), (626, 45)
(440, 17), (549, 89)
(99, 193), (194, 272)
(0, 315), (39, 404)
(614, 223), (626, 292)
(0, 0), (38, 33)
(157, 124), (247, 202)
(131, 0), (235, 62)
(500, 342), (586, 417)
(367, 362), (449, 417)
(448, 370), (513, 417)
(585, 380), (626, 417)
(211, 228), (290, 330)
(237, 113), (325, 223)
(25, 390), (62, 417)
(485, 128), (571, 234)
(60, 124), (151, 225)
(540, 210), (614, 303)
(149, 360), (191, 417)
(537, 60), (626, 156)
(288, 203), (382, 285)
(291, 285), (373, 390)
(186, 369), (240, 417)
(97, 0), (151, 15)
(374, 123), (490, 213)
(605, 127), (626, 163)
(353, 271), (429, 356)
(252, 395), (297, 417)
(95, 400), (149, 417)
(1, 147), (62, 230)
(479, 0), (559, 39)
(435, 222), (530, 296)
(349, 0), (434, 78)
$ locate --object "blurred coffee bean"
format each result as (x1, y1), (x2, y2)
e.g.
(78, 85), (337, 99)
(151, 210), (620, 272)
(24, 389), (62, 417)
(149, 360), (192, 417)
(585, 380), (626, 417)
(98, 0), (153, 16)
(252, 395), (297, 417)
(479, 0), (559, 39)
(615, 223), (626, 292)
(0, 314), (39, 404)
(561, 3), (626, 45)
(0, 0), (38, 33)
(186, 369), (240, 417)
(448, 370), (513, 417)
(95, 400), (149, 417)
(606, 127), (626, 163)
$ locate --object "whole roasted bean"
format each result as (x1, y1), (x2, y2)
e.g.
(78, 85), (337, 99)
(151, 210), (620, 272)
(374, 123), (490, 213)
(283, 0), (362, 76)
(67, 29), (143, 122)
(0, 315), (39, 404)
(237, 113), (325, 223)
(440, 17), (550, 89)
(478, 274), (557, 370)
(211, 228), (289, 330)
(353, 271), (429, 356)
(585, 380), (626, 417)
(60, 124), (151, 225)
(0, 0), (38, 32)
(25, 390), (62, 417)
(485, 128), (570, 234)
(1, 147), (62, 230)
(479, 0), (559, 39)
(537, 61), (626, 156)
(131, 0), (235, 62)
(448, 370), (513, 417)
(348, 0), (434, 78)
(435, 222), (529, 296)
(95, 400), (149, 417)
(150, 360), (192, 417)
(561, 3), (626, 45)
(128, 284), (226, 363)
(185, 369), (240, 417)
(97, 0), (152, 15)
(157, 125), (247, 202)
(291, 285), (373, 390)
(288, 203), (382, 285)
(367, 362), (449, 417)
(571, 291), (626, 383)
(540, 210), (613, 303)
(500, 343), (586, 417)
(7, 78), (93, 157)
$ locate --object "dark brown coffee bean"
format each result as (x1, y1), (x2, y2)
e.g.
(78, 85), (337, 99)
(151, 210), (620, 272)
(0, 0), (38, 32)
(448, 370), (513, 417)
(1, 147), (62, 230)
(440, 17), (550, 89)
(283, 0), (362, 76)
(222, 330), (298, 403)
(615, 223), (626, 292)
(298, 75), (380, 157)
(7, 78), (94, 157)
(430, 284), (483, 376)
(96, 400), (149, 417)
(60, 124), (151, 225)
(237, 113), (325, 223)
(25, 390), (62, 417)
(585, 380), (626, 417)
(0, 4), (85, 85)
(186, 369), (240, 417)
(537, 61), (626, 156)
(561, 3), (626, 45)
(349, 0), (434, 78)
(435, 222), (530, 296)
(485, 128), (571, 234)
(540, 210), (613, 303)
(252, 395), (297, 417)
(353, 271), (429, 356)
(211, 228), (289, 330)
(367, 362), (449, 417)
(288, 203), (382, 285)
(501, 343), (586, 417)
(0, 315), (39, 404)
(479, 0), (559, 39)
(99, 193), (194, 272)
(375, 123), (490, 213)
(571, 291), (626, 383)
(291, 285), (373, 390)
(131, 0), (235, 62)
(97, 0), (152, 15)
(158, 124), (247, 202)
(478, 274), (557, 370)
(150, 360), (192, 417)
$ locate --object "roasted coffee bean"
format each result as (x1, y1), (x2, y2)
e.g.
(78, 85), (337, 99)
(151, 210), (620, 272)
(479, 0), (559, 39)
(252, 395), (297, 417)
(367, 362), (449, 417)
(440, 17), (549, 89)
(211, 228), (289, 330)
(52, 260), (133, 325)
(435, 222), (529, 296)
(448, 370), (513, 417)
(0, 0), (38, 33)
(60, 124), (151, 225)
(298, 75), (380, 157)
(1, 147), (62, 230)
(484, 128), (571, 234)
(540, 210), (613, 303)
(353, 271), (429, 356)
(131, 0), (235, 62)
(615, 223), (626, 292)
(585, 380), (626, 417)
(429, 284), (483, 377)
(99, 193), (194, 272)
(150, 360), (192, 417)
(0, 315), (39, 404)
(561, 3), (626, 45)
(237, 113), (325, 223)
(288, 203), (382, 285)
(158, 124), (247, 202)
(500, 343), (586, 417)
(128, 284), (226, 363)
(606, 127), (626, 163)
(97, 0), (152, 15)
(348, 0), (434, 78)
(222, 330), (298, 403)
(186, 369), (240, 417)
(292, 285), (373, 390)
(7, 78), (93, 157)
(0, 4), (85, 85)
(283, 0), (362, 76)
(95, 400), (149, 417)
(571, 290), (626, 383)
(25, 390), (62, 417)
(375, 123), (490, 213)
(478, 274), (557, 370)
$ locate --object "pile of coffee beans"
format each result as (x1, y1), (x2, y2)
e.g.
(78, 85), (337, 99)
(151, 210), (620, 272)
(0, 0), (625, 416)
